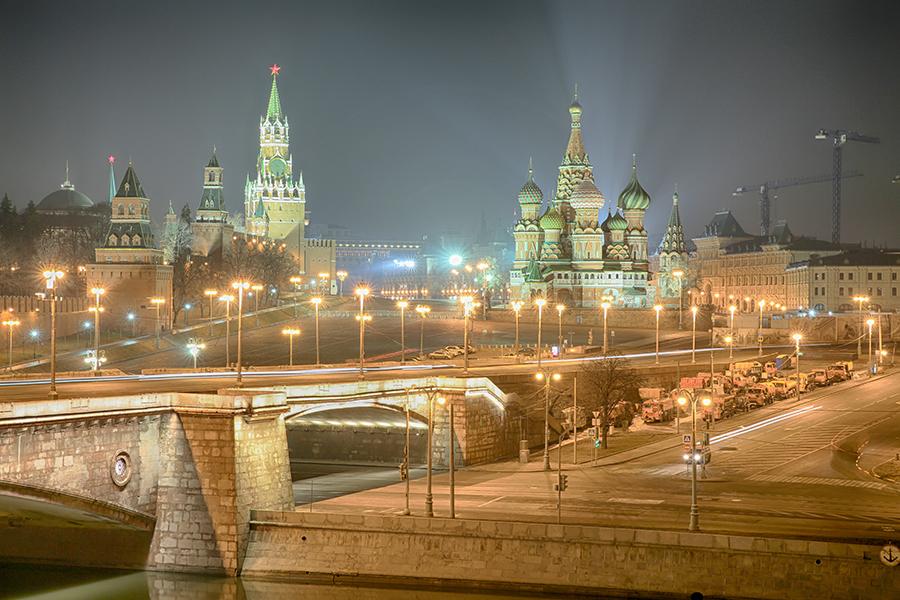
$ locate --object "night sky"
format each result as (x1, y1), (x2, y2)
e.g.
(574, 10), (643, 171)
(1, 0), (898, 246)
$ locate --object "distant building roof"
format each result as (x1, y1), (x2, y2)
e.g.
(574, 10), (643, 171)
(808, 249), (900, 267)
(702, 210), (748, 238)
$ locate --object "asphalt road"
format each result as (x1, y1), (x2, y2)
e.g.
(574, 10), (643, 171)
(305, 370), (900, 543)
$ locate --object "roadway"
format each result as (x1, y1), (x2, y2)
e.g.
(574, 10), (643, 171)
(304, 370), (900, 543)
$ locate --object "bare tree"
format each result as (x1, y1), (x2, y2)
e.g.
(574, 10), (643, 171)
(579, 355), (644, 449)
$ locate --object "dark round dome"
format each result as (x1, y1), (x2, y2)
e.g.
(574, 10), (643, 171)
(37, 186), (94, 212)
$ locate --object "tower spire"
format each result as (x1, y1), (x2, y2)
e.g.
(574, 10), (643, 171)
(61, 161), (73, 190)
(266, 64), (282, 121)
(528, 156), (534, 180)
(107, 155), (116, 204)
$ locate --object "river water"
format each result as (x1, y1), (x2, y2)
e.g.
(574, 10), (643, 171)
(0, 565), (610, 600)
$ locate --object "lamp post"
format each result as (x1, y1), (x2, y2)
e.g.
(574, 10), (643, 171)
(336, 270), (348, 296)
(673, 269), (684, 328)
(89, 287), (105, 373)
(725, 334), (734, 360)
(867, 318), (875, 374)
(757, 299), (766, 356)
(183, 303), (193, 326)
(792, 333), (802, 399)
(150, 297), (165, 350)
(535, 298), (546, 368)
(187, 338), (206, 369)
(127, 312), (136, 338)
(601, 300), (610, 355)
(232, 281), (250, 386)
(676, 389), (712, 532)
(556, 303), (565, 356)
(251, 284), (264, 326)
(853, 295), (869, 357)
(355, 286), (370, 379)
(2, 318), (20, 370)
(43, 269), (64, 399)
(690, 305), (698, 364)
(219, 294), (234, 367)
(281, 327), (300, 366)
(654, 304), (663, 365)
(728, 304), (736, 340)
(289, 276), (303, 317)
(425, 393), (447, 517)
(415, 304), (430, 357)
(461, 296), (474, 373)
(511, 300), (523, 357)
(397, 300), (408, 365)
(535, 370), (561, 472)
(204, 289), (218, 335)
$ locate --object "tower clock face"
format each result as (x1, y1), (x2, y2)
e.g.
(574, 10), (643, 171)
(269, 157), (286, 177)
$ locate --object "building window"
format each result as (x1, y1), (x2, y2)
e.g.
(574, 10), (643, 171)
(839, 287), (844, 296)
(877, 288), (883, 296)
(893, 288), (897, 297)
(877, 273), (883, 281)
(868, 273), (873, 281)
(839, 273), (844, 281)
(849, 273), (854, 281)
(893, 273), (898, 281)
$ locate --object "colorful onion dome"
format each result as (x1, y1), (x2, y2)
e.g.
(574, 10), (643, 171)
(617, 155), (651, 211)
(568, 178), (605, 211)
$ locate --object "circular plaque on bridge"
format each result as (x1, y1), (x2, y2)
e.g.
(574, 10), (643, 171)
(110, 451), (133, 488)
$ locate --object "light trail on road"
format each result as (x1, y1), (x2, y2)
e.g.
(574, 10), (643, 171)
(710, 405), (822, 445)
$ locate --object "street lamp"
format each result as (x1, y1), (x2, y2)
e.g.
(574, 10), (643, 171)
(336, 270), (348, 296)
(415, 304), (430, 357)
(601, 300), (611, 355)
(535, 370), (562, 471)
(725, 334), (734, 360)
(311, 297), (322, 366)
(88, 287), (105, 373)
(2, 318), (20, 370)
(355, 286), (370, 379)
(534, 298), (546, 368)
(251, 284), (264, 326)
(853, 295), (869, 356)
(728, 304), (736, 335)
(45, 268), (67, 398)
(866, 318), (875, 374)
(187, 338), (206, 369)
(219, 294), (235, 367)
(511, 300), (523, 357)
(690, 305), (698, 364)
(204, 289), (218, 335)
(757, 299), (766, 356)
(556, 303), (565, 356)
(150, 297), (165, 350)
(281, 327), (300, 366)
(232, 280), (251, 386)
(289, 275), (303, 317)
(672, 269), (684, 328)
(425, 393), (447, 517)
(676, 389), (712, 532)
(654, 304), (663, 364)
(183, 303), (194, 326)
(792, 333), (802, 399)
(397, 300), (409, 365)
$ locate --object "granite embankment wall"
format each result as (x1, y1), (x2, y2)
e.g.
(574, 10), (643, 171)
(242, 512), (898, 599)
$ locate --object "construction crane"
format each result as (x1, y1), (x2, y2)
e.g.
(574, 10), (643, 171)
(733, 171), (861, 237)
(814, 129), (880, 244)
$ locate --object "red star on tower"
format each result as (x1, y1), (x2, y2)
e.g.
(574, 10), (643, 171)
(269, 64), (281, 76)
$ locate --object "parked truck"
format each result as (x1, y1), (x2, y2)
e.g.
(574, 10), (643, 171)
(828, 361), (854, 382)
(640, 388), (677, 423)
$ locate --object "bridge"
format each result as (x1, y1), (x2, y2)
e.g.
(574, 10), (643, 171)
(0, 377), (510, 575)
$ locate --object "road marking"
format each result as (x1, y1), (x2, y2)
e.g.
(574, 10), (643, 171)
(477, 495), (507, 508)
(749, 473), (892, 491)
(710, 405), (821, 445)
(607, 497), (665, 505)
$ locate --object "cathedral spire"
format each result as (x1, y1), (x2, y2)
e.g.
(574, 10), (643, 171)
(658, 187), (686, 254)
(266, 64), (283, 121)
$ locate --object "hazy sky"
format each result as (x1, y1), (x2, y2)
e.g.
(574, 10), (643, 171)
(1, 0), (898, 246)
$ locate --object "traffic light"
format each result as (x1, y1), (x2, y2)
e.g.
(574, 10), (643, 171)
(554, 473), (568, 492)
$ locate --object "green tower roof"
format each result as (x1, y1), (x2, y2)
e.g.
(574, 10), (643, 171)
(617, 155), (651, 211)
(266, 65), (283, 121)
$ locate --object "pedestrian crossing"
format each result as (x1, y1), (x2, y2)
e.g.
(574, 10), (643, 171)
(713, 423), (864, 473)
(748, 473), (893, 491)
